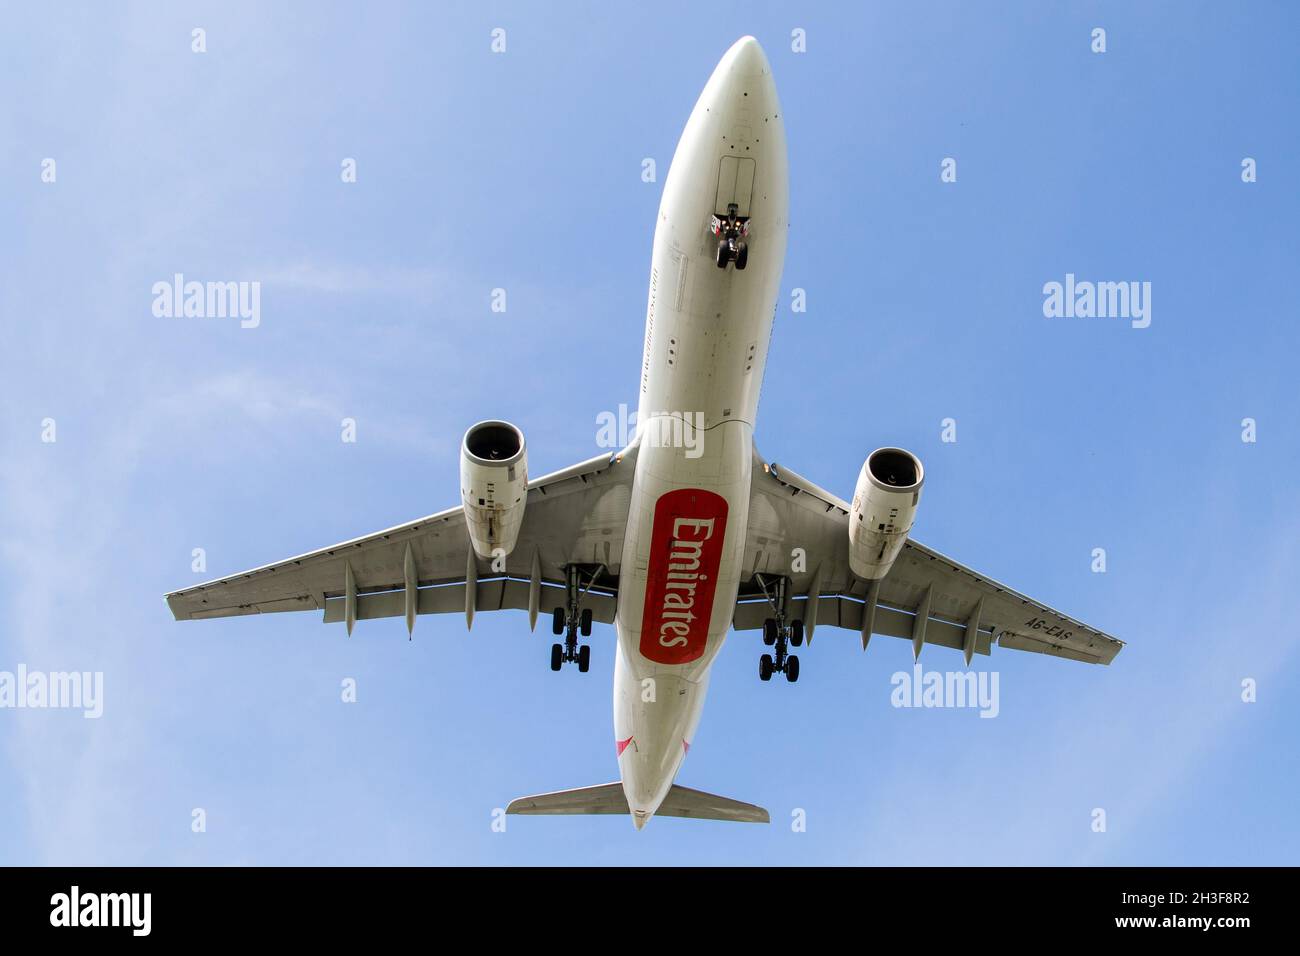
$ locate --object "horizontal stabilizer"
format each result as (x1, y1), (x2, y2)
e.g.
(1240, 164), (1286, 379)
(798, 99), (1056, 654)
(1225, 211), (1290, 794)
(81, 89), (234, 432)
(507, 782), (769, 824)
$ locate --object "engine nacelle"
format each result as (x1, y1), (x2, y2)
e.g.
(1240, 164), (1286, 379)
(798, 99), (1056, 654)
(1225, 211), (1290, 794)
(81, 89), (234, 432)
(460, 420), (529, 560)
(848, 447), (924, 581)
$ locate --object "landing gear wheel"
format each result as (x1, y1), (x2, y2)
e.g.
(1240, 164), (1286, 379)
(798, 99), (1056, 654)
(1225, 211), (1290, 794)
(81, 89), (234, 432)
(715, 240), (731, 269)
(762, 618), (778, 646)
(790, 619), (804, 647)
(550, 643), (563, 671)
(734, 241), (748, 270)
(578, 644), (591, 673)
(552, 607), (565, 636)
(786, 655), (800, 683)
(759, 653), (774, 682)
(580, 607), (593, 637)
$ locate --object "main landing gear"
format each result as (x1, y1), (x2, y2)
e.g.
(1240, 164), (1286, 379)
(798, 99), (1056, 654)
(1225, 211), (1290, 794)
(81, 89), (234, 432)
(755, 574), (802, 684)
(550, 564), (602, 673)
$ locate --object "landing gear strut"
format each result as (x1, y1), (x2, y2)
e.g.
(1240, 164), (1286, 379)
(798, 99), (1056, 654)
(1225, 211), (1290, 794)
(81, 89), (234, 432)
(550, 564), (602, 673)
(755, 574), (802, 683)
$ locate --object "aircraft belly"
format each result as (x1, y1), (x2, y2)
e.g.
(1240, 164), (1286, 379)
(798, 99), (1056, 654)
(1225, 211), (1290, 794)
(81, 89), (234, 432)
(615, 422), (752, 683)
(610, 34), (787, 820)
(612, 427), (750, 812)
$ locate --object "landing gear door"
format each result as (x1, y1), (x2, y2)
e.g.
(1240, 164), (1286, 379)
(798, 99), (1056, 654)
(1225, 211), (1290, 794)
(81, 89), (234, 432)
(714, 156), (756, 217)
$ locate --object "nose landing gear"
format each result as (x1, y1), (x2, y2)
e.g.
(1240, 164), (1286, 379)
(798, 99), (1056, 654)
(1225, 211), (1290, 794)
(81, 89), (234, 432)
(715, 238), (749, 270)
(711, 202), (750, 271)
(754, 574), (802, 684)
(550, 564), (602, 673)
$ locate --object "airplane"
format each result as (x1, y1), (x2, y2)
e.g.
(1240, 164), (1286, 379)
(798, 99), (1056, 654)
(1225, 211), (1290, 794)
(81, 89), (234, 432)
(166, 36), (1123, 830)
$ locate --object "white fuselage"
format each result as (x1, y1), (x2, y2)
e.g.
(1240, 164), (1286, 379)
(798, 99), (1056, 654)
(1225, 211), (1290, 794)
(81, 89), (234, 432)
(613, 37), (788, 826)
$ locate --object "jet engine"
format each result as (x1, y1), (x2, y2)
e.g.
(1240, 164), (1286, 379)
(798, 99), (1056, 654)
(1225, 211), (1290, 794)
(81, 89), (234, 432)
(848, 447), (924, 581)
(460, 420), (529, 560)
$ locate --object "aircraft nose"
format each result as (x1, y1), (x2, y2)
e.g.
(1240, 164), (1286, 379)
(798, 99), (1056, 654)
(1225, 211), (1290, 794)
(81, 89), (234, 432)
(723, 35), (770, 76)
(705, 35), (777, 114)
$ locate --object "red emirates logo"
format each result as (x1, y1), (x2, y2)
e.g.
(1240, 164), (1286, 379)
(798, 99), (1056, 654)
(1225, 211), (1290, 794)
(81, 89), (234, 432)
(638, 488), (728, 665)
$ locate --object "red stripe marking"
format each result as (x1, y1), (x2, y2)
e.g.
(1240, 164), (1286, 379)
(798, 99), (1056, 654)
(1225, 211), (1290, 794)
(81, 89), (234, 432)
(616, 736), (633, 757)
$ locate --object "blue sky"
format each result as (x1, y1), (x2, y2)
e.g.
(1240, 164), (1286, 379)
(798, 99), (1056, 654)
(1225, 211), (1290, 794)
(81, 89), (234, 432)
(2, 1), (1298, 865)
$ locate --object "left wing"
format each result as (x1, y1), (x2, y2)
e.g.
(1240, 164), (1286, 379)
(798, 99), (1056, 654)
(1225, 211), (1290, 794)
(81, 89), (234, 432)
(166, 445), (639, 631)
(737, 448), (1123, 665)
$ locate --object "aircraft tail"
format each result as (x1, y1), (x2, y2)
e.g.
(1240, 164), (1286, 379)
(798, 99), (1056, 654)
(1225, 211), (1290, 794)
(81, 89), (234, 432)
(506, 782), (769, 825)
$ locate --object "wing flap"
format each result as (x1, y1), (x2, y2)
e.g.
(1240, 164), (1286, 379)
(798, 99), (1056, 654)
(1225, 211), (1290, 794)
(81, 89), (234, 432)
(319, 579), (617, 625)
(186, 595), (319, 619)
(734, 595), (994, 657)
(997, 629), (1115, 665)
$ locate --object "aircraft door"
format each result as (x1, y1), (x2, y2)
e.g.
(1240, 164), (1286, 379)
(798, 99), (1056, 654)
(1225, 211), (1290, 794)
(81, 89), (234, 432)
(714, 156), (756, 217)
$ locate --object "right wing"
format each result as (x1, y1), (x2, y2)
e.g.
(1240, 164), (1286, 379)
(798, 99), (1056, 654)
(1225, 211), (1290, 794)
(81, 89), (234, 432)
(738, 449), (1123, 665)
(166, 444), (639, 631)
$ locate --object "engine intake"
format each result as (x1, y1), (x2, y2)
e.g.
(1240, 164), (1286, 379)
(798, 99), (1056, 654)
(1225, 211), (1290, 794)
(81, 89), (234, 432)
(460, 420), (528, 560)
(848, 447), (924, 581)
